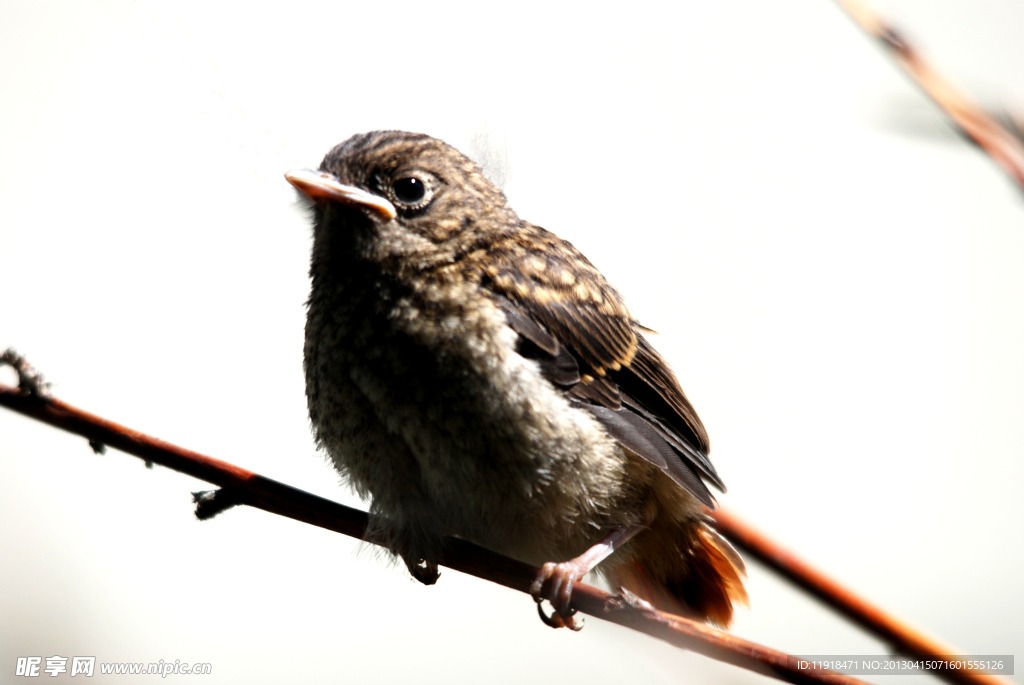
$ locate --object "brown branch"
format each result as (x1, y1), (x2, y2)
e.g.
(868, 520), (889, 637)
(712, 510), (1012, 685)
(0, 372), (861, 685)
(809, 7), (1019, 682)
(836, 0), (1024, 192)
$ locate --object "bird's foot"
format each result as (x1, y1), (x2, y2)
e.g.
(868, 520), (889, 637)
(530, 560), (588, 631)
(404, 556), (439, 586)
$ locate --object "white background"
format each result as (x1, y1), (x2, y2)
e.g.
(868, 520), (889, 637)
(1, 1), (1022, 683)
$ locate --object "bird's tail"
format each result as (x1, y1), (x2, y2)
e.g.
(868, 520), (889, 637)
(605, 520), (748, 627)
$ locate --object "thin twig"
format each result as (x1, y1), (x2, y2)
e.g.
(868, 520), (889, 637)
(836, 0), (1024, 192)
(712, 510), (1011, 685)
(0, 379), (862, 685)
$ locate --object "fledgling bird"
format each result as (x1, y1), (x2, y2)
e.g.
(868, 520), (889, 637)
(287, 131), (746, 629)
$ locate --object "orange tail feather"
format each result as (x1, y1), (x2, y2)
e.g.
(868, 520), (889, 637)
(606, 522), (748, 627)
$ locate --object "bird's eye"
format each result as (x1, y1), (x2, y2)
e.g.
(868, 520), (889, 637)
(391, 176), (429, 207)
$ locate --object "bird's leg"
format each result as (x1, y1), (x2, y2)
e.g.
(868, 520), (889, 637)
(530, 524), (645, 630)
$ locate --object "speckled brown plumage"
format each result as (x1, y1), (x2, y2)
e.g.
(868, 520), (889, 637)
(289, 130), (746, 627)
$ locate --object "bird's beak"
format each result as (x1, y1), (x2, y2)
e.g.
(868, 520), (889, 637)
(285, 169), (397, 221)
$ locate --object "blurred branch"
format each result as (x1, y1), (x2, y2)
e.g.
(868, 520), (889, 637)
(836, 0), (1024, 192)
(0, 357), (860, 685)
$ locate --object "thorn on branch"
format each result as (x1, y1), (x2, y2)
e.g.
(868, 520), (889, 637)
(877, 25), (909, 57)
(604, 587), (656, 614)
(996, 109), (1024, 146)
(1, 348), (51, 400)
(89, 439), (107, 454)
(192, 488), (244, 520)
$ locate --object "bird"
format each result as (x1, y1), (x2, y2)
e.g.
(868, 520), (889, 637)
(287, 130), (746, 629)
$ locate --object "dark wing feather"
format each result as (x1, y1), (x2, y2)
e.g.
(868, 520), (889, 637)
(569, 373), (622, 409)
(583, 404), (714, 506)
(483, 229), (724, 505)
(493, 297), (579, 386)
(539, 301), (636, 376)
(615, 338), (723, 489)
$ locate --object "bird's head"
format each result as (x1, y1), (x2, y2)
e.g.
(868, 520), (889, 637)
(288, 131), (516, 272)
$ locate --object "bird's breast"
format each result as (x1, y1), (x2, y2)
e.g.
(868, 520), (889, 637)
(305, 276), (635, 562)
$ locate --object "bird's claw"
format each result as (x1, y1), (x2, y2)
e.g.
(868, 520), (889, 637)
(535, 596), (584, 630)
(530, 560), (587, 630)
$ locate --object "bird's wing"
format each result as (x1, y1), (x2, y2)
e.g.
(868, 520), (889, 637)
(482, 232), (723, 505)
